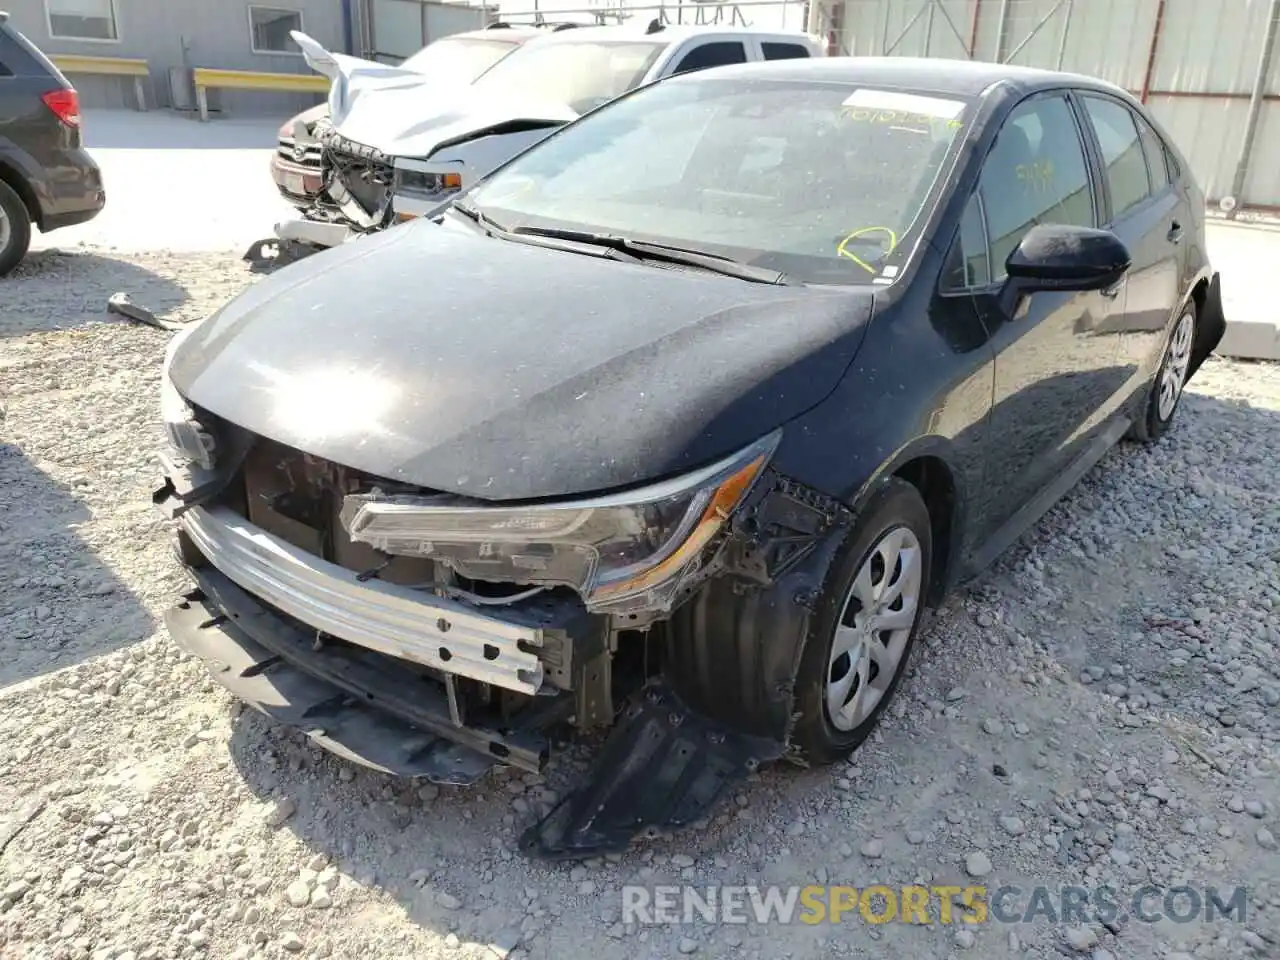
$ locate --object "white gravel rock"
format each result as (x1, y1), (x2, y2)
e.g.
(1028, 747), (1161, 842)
(964, 852), (993, 877)
(1064, 926), (1098, 951)
(265, 797), (297, 828)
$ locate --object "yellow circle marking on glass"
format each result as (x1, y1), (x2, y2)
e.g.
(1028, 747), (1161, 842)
(836, 226), (899, 274)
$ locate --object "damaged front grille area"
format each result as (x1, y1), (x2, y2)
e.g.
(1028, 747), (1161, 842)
(315, 122), (395, 229)
(173, 434), (616, 752)
(277, 137), (323, 168)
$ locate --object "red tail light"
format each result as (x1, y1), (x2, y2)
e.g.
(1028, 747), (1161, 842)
(41, 88), (81, 128)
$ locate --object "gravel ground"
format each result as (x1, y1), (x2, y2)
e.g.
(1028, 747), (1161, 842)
(2, 247), (1279, 960)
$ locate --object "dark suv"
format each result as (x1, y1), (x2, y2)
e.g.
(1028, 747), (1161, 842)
(0, 11), (105, 276)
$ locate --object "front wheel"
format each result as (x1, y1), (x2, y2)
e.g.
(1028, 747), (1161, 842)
(790, 478), (933, 765)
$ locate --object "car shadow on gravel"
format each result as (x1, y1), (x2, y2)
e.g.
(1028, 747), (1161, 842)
(0, 444), (155, 689)
(0, 249), (189, 340)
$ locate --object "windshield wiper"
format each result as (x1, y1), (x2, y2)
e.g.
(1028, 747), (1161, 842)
(509, 226), (791, 285)
(448, 204), (641, 263)
(448, 200), (506, 236)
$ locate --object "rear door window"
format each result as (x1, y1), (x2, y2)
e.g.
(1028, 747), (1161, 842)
(761, 42), (811, 60)
(1080, 95), (1153, 221)
(0, 31), (15, 76)
(671, 41), (748, 75)
(1135, 115), (1171, 192)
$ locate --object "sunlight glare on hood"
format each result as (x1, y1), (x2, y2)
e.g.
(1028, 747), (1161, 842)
(252, 362), (401, 445)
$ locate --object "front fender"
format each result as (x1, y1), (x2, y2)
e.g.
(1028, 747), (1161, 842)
(662, 472), (854, 743)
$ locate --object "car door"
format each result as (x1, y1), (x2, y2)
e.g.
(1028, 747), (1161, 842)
(1076, 92), (1183, 394)
(965, 92), (1128, 535)
(660, 39), (748, 78)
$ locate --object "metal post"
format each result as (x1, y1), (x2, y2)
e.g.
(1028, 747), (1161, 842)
(1139, 0), (1166, 103)
(829, 0), (845, 54)
(340, 0), (354, 54)
(924, 0), (935, 55)
(993, 0), (1010, 61)
(968, 0), (982, 58)
(1228, 0), (1280, 218)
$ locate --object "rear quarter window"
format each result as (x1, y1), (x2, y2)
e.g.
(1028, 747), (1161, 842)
(0, 23), (56, 79)
(671, 41), (748, 75)
(762, 42), (811, 60)
(0, 32), (15, 76)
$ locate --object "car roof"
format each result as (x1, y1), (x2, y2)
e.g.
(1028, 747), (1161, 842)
(510, 21), (818, 47)
(681, 55), (1134, 101)
(446, 24), (556, 43)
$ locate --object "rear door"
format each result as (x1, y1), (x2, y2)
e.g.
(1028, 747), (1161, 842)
(965, 92), (1128, 534)
(1076, 92), (1183, 394)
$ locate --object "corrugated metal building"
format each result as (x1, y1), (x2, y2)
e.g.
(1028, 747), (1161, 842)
(813, 0), (1280, 211)
(0, 0), (488, 115)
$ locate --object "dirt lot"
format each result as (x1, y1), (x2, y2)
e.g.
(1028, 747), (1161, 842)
(1, 242), (1279, 960)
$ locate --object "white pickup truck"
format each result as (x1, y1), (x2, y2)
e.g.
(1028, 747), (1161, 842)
(282, 21), (825, 251)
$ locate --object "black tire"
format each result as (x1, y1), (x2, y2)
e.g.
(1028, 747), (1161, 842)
(790, 477), (933, 765)
(1128, 302), (1197, 443)
(0, 179), (33, 278)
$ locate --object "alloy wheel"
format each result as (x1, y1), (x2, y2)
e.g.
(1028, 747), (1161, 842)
(826, 525), (923, 732)
(1158, 311), (1195, 422)
(0, 206), (10, 254)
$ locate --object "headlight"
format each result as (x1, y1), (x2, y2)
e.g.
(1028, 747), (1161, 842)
(395, 168), (462, 202)
(339, 431), (780, 614)
(159, 322), (216, 471)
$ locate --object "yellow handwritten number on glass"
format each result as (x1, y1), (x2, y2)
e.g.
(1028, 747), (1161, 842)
(837, 226), (899, 274)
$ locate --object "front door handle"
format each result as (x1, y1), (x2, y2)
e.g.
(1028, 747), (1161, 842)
(1167, 221), (1184, 244)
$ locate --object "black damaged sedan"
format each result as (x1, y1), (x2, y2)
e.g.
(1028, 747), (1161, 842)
(156, 57), (1225, 858)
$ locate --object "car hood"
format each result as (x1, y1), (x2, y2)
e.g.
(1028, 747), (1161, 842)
(345, 88), (576, 160)
(293, 29), (574, 157)
(170, 222), (875, 501)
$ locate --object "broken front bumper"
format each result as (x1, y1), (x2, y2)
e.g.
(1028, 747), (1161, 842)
(167, 569), (552, 782)
(180, 506), (546, 694)
(161, 496), (792, 859)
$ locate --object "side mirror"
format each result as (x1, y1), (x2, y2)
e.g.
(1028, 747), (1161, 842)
(1005, 223), (1131, 292)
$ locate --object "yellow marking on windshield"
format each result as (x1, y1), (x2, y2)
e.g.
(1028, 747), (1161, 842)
(837, 226), (899, 275)
(839, 107), (964, 130)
